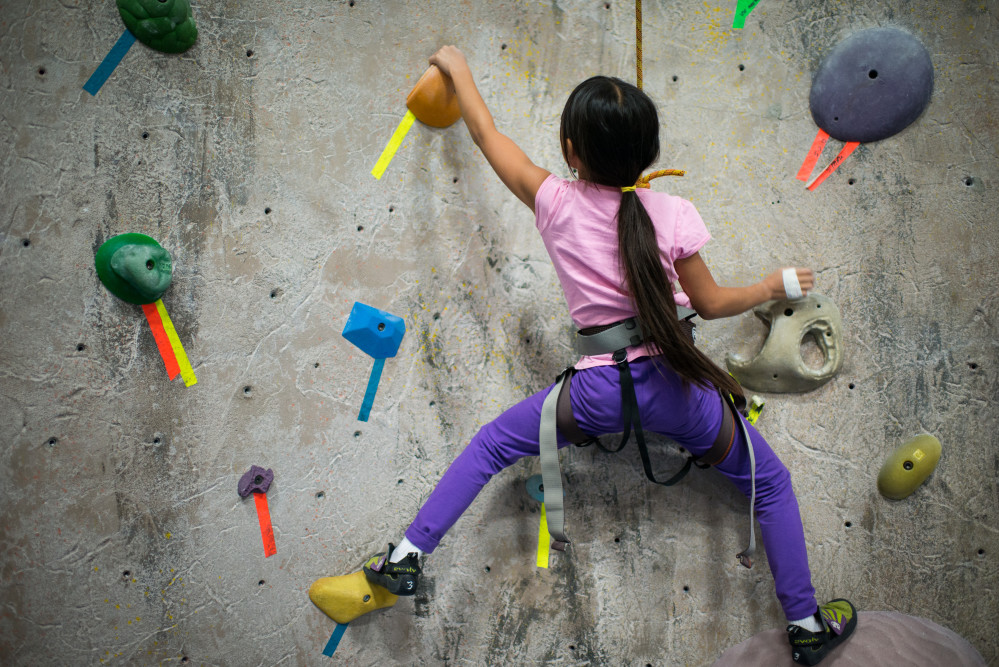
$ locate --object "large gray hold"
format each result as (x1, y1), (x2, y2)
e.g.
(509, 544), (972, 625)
(726, 294), (843, 394)
(712, 611), (986, 666)
(810, 27), (933, 143)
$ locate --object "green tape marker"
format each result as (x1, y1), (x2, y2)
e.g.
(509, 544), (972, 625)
(733, 0), (762, 29)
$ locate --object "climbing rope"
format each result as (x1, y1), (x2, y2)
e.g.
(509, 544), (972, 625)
(635, 168), (686, 187)
(635, 0), (643, 89)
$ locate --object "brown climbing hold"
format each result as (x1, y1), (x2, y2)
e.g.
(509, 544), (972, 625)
(406, 66), (461, 128)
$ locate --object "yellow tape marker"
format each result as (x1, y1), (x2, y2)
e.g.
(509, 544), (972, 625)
(536, 502), (550, 569)
(154, 299), (198, 387)
(371, 110), (416, 180)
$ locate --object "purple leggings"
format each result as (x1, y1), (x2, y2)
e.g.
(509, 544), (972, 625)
(405, 358), (818, 620)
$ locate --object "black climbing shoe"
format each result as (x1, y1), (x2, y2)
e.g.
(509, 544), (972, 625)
(787, 599), (858, 665)
(362, 544), (421, 596)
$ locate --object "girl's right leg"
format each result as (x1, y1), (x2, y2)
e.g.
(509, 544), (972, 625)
(403, 382), (570, 554)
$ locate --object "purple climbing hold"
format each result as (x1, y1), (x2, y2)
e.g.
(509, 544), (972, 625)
(810, 27), (933, 143)
(238, 465), (274, 497)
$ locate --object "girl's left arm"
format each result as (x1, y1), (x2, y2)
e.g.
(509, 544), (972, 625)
(430, 46), (550, 211)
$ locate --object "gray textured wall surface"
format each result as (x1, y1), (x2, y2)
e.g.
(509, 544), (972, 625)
(1, 0), (997, 665)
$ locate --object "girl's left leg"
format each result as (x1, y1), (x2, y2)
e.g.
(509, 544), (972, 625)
(404, 383), (569, 554)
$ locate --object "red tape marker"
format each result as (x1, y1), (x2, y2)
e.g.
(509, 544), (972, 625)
(806, 141), (859, 191)
(796, 128), (830, 181)
(142, 303), (181, 380)
(254, 491), (277, 558)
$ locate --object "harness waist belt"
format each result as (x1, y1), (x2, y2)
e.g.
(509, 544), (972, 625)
(537, 311), (757, 568)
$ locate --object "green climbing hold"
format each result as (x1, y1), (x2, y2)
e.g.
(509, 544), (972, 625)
(95, 233), (173, 305)
(117, 0), (198, 54)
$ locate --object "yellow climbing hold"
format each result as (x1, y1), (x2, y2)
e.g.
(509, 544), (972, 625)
(308, 571), (398, 624)
(877, 434), (942, 500)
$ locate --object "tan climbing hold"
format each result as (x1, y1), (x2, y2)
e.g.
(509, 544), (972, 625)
(877, 434), (942, 500)
(406, 66), (461, 128)
(309, 571), (398, 624)
(726, 293), (843, 393)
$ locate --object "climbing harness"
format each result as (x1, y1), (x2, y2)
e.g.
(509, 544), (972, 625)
(538, 309), (757, 568)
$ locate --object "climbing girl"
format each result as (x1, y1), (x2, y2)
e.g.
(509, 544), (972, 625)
(321, 46), (856, 665)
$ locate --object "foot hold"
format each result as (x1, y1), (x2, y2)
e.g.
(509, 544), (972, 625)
(309, 571), (398, 624)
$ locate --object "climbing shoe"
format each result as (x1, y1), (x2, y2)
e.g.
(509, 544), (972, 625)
(787, 599), (858, 665)
(362, 544), (421, 596)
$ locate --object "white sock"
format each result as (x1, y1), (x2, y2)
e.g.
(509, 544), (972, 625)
(390, 536), (424, 563)
(789, 615), (823, 633)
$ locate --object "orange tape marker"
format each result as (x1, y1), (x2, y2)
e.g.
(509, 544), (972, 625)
(254, 491), (277, 558)
(796, 129), (830, 181)
(142, 303), (181, 380)
(806, 141), (859, 191)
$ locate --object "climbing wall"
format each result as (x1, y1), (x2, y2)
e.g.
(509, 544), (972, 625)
(1, 0), (996, 664)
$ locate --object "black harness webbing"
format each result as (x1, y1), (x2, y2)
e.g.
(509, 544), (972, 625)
(538, 311), (757, 568)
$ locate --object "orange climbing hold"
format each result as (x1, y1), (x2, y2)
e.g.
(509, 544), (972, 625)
(406, 66), (461, 128)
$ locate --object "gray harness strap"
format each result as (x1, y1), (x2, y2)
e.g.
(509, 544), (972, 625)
(537, 310), (758, 568)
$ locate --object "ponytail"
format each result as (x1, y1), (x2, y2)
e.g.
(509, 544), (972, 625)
(617, 191), (744, 399)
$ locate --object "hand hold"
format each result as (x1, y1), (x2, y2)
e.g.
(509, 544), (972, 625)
(95, 233), (173, 305)
(726, 293), (843, 393)
(406, 66), (461, 128)
(341, 302), (406, 360)
(877, 434), (941, 500)
(238, 465), (274, 498)
(117, 0), (198, 54)
(810, 27), (933, 143)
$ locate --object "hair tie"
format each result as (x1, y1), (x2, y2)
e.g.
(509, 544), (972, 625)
(621, 186), (637, 193)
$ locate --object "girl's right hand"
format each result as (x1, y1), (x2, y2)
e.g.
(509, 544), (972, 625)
(765, 267), (815, 299)
(429, 46), (468, 79)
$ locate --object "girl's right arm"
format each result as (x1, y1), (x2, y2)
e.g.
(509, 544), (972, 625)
(675, 252), (815, 320)
(429, 46), (550, 211)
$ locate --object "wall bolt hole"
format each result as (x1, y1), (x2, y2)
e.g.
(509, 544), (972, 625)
(146, 259), (155, 270)
(22, 239), (30, 247)
(738, 64), (745, 71)
(316, 491), (325, 498)
(979, 549), (986, 556)
(38, 66), (46, 76)
(868, 69), (878, 79)
(258, 579), (265, 585)
(377, 322), (386, 331)
(784, 308), (794, 316)
(848, 383), (855, 390)
(844, 521), (852, 528)
(243, 386), (252, 395)
(672, 75), (678, 82)
(48, 438), (57, 446)
(964, 176), (975, 186)
(246, 49), (254, 57)
(77, 343), (86, 351)
(264, 207), (272, 214)
(357, 225), (364, 231)
(363, 594), (371, 602)
(903, 460), (914, 471)
(354, 431), (361, 438)
(968, 362), (978, 369)
(141, 132), (149, 140)
(484, 566), (491, 573)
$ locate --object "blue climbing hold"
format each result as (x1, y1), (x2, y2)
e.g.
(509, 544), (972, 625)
(342, 303), (405, 360)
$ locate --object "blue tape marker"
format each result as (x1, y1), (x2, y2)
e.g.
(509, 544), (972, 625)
(322, 623), (348, 657)
(83, 29), (136, 96)
(358, 358), (385, 422)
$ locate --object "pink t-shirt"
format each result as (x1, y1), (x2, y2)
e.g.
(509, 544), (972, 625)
(534, 174), (710, 369)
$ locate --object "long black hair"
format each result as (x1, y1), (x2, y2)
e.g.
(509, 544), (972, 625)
(560, 76), (743, 399)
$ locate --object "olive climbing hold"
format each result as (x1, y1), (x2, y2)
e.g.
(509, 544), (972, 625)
(95, 233), (173, 305)
(116, 0), (198, 54)
(877, 434), (941, 500)
(309, 571), (399, 624)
